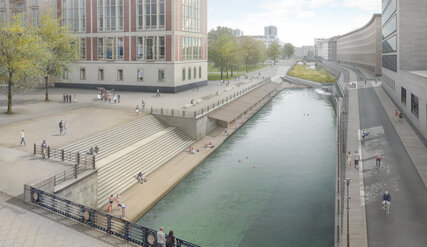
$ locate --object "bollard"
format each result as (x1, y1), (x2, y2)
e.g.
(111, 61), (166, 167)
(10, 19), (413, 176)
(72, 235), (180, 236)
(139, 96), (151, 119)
(61, 150), (64, 162)
(47, 146), (50, 158)
(34, 144), (36, 155)
(92, 155), (96, 169)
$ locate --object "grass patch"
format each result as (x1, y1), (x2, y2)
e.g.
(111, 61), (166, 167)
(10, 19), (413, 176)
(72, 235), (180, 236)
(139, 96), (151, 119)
(288, 64), (337, 83)
(208, 73), (243, 81)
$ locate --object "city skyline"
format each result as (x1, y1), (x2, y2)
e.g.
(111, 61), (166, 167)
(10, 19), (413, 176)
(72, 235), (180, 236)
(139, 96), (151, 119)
(208, 0), (381, 46)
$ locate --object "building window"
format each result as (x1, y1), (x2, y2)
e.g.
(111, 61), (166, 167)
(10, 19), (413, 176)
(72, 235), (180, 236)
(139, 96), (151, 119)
(382, 0), (396, 25)
(401, 87), (406, 105)
(182, 37), (202, 60)
(158, 70), (165, 82)
(411, 94), (419, 118)
(182, 0), (201, 32)
(13, 2), (26, 26)
(80, 38), (86, 60)
(145, 37), (154, 60)
(199, 66), (202, 78)
(382, 15), (396, 39)
(137, 69), (144, 81)
(0, 0), (5, 8)
(141, 0), (165, 30)
(382, 55), (397, 72)
(188, 68), (191, 80)
(32, 9), (38, 26)
(117, 69), (123, 81)
(137, 37), (144, 59)
(382, 35), (397, 53)
(98, 69), (104, 80)
(159, 37), (165, 60)
(182, 69), (185, 81)
(97, 38), (104, 59)
(32, 0), (37, 6)
(98, 0), (124, 32)
(193, 68), (197, 79)
(62, 0), (85, 32)
(63, 69), (69, 79)
(0, 11), (6, 23)
(80, 68), (86, 80)
(118, 37), (124, 60)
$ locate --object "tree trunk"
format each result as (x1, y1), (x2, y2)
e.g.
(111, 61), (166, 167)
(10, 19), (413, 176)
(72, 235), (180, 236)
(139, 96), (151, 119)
(226, 64), (229, 78)
(220, 66), (223, 81)
(7, 77), (12, 114)
(45, 76), (49, 101)
(231, 67), (234, 77)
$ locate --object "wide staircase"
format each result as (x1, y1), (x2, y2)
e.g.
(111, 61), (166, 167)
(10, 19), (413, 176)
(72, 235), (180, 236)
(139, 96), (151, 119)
(59, 115), (194, 209)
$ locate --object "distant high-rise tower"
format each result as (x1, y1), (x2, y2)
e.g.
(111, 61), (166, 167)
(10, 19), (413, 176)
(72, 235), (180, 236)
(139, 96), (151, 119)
(264, 25), (278, 37)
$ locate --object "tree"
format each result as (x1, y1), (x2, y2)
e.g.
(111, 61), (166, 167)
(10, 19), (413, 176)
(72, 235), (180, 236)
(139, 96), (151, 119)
(267, 42), (281, 65)
(282, 43), (295, 59)
(208, 27), (235, 80)
(0, 17), (47, 113)
(38, 15), (78, 101)
(239, 37), (266, 72)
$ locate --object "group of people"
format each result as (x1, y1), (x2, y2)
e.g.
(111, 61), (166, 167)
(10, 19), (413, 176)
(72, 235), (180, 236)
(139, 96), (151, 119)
(188, 146), (199, 154)
(204, 140), (215, 149)
(87, 146), (99, 155)
(156, 227), (176, 247)
(63, 93), (76, 103)
(108, 193), (126, 218)
(346, 151), (360, 169)
(136, 100), (146, 115)
(59, 120), (68, 136)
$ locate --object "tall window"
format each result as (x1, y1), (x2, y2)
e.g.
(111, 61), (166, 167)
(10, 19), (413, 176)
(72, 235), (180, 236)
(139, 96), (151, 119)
(136, 36), (165, 60)
(182, 0), (201, 32)
(137, 69), (144, 81)
(188, 68), (191, 80)
(182, 37), (202, 60)
(182, 69), (185, 81)
(117, 69), (123, 81)
(98, 69), (104, 80)
(98, 0), (123, 32)
(401, 87), (407, 105)
(141, 0), (165, 30)
(411, 94), (419, 118)
(194, 67), (196, 79)
(158, 70), (165, 82)
(199, 66), (202, 78)
(62, 0), (85, 32)
(0, 11), (6, 23)
(32, 0), (38, 5)
(80, 68), (86, 80)
(13, 2), (26, 26)
(32, 9), (39, 26)
(0, 0), (5, 8)
(97, 37), (124, 60)
(63, 69), (69, 79)
(80, 38), (86, 60)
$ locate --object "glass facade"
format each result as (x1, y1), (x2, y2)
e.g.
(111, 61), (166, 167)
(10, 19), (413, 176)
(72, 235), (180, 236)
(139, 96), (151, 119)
(382, 55), (397, 72)
(98, 0), (124, 32)
(382, 0), (396, 25)
(182, 0), (201, 32)
(382, 15), (396, 39)
(382, 35), (397, 53)
(62, 0), (86, 32)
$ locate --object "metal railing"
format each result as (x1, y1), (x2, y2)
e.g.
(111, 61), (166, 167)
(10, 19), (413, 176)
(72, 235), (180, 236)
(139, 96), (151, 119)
(29, 187), (200, 247)
(148, 78), (271, 119)
(33, 144), (96, 187)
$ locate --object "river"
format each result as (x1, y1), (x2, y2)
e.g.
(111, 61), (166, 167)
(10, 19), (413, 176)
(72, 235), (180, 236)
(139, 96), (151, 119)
(137, 88), (336, 247)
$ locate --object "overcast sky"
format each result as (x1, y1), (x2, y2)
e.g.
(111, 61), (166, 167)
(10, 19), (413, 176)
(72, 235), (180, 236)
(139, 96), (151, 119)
(208, 0), (381, 47)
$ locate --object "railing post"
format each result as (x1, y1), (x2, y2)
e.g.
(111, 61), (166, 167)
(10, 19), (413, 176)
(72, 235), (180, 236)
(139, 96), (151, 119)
(61, 149), (64, 162)
(107, 215), (112, 234)
(54, 175), (56, 186)
(74, 163), (78, 179)
(34, 144), (36, 155)
(124, 222), (130, 241)
(77, 152), (80, 167)
(92, 155), (96, 169)
(47, 146), (50, 158)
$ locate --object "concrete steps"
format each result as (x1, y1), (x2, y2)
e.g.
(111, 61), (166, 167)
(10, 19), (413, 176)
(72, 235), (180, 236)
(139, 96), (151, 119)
(59, 116), (169, 160)
(97, 128), (194, 208)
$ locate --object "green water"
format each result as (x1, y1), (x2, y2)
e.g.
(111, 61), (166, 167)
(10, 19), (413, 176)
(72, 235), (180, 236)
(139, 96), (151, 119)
(137, 88), (336, 247)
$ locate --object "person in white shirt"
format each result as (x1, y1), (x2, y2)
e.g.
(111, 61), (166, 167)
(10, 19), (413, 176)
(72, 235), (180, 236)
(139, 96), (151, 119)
(156, 227), (166, 247)
(20, 130), (25, 145)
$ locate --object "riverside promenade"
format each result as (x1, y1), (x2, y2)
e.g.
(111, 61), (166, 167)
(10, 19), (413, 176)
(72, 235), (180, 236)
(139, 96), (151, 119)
(330, 62), (427, 247)
(103, 80), (302, 221)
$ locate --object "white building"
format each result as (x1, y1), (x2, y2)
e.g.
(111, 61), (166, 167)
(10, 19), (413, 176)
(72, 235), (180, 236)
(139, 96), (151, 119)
(314, 38), (329, 60)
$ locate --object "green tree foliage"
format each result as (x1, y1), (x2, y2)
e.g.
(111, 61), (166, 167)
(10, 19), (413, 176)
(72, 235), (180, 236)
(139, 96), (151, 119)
(208, 27), (236, 80)
(0, 17), (48, 113)
(267, 42), (281, 65)
(282, 43), (295, 59)
(238, 36), (266, 72)
(38, 14), (78, 101)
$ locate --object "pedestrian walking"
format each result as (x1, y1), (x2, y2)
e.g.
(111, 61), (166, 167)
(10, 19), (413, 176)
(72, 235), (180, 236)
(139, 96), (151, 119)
(136, 105), (140, 115)
(114, 94), (117, 104)
(20, 130), (26, 145)
(63, 93), (66, 103)
(346, 151), (352, 168)
(118, 94), (120, 103)
(376, 154), (383, 167)
(394, 109), (399, 121)
(156, 227), (166, 247)
(59, 120), (63, 135)
(354, 151), (360, 169)
(121, 203), (126, 218)
(63, 121), (68, 135)
(141, 100), (145, 111)
(156, 88), (160, 97)
(108, 194), (114, 212)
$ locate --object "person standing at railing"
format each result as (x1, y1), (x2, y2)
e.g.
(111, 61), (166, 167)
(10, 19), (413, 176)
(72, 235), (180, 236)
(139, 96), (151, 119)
(120, 203), (126, 219)
(59, 120), (63, 135)
(166, 231), (176, 247)
(156, 227), (166, 247)
(41, 140), (47, 158)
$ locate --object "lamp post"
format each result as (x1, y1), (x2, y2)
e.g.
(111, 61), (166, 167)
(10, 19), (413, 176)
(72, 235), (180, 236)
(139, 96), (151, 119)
(346, 178), (351, 247)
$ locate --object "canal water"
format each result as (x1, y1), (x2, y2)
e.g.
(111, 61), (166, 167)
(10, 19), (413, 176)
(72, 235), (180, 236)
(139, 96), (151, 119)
(137, 88), (336, 247)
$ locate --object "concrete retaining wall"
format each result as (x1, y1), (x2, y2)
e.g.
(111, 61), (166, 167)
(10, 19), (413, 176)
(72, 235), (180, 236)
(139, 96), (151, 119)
(55, 171), (99, 209)
(154, 115), (217, 140)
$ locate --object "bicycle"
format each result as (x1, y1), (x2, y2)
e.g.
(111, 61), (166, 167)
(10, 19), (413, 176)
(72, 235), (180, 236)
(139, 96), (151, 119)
(382, 200), (391, 216)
